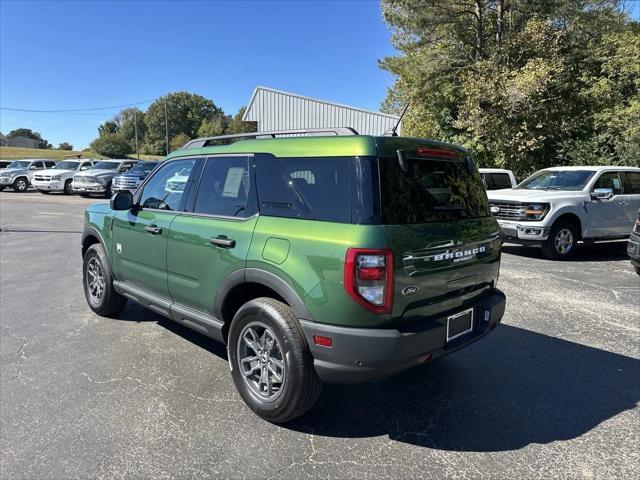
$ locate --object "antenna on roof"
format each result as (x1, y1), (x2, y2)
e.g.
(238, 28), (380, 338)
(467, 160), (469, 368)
(389, 101), (410, 137)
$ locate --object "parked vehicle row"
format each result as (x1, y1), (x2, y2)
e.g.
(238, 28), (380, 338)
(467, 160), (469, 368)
(0, 158), (159, 196)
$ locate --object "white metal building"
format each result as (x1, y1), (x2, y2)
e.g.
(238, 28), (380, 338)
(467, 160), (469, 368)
(242, 86), (400, 135)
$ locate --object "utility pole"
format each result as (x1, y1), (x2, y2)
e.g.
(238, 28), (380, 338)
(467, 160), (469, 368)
(133, 109), (140, 160)
(164, 98), (169, 155)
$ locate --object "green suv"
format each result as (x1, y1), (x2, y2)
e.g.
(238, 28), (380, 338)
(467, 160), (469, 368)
(81, 128), (506, 423)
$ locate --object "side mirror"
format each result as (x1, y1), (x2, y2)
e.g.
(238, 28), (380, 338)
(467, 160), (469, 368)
(591, 188), (613, 200)
(29, 165), (38, 170)
(80, 166), (89, 171)
(110, 190), (133, 210)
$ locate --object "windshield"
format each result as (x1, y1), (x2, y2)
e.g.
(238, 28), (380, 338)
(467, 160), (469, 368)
(379, 156), (490, 223)
(92, 161), (120, 170)
(129, 162), (157, 174)
(55, 161), (80, 170)
(518, 170), (595, 191)
(7, 161), (30, 169)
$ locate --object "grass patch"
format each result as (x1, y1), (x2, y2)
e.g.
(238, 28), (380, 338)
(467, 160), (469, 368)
(0, 146), (162, 162)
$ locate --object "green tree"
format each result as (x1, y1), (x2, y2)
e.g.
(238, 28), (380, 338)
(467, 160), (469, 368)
(225, 107), (254, 134)
(114, 108), (147, 152)
(144, 92), (223, 155)
(380, 0), (639, 176)
(90, 132), (130, 158)
(170, 133), (191, 152)
(7, 128), (52, 149)
(197, 115), (227, 138)
(58, 142), (73, 150)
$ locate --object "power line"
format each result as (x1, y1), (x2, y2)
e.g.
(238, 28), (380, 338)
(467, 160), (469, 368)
(0, 99), (154, 113)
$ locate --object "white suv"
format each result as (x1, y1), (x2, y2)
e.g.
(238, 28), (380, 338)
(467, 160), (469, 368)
(479, 168), (517, 190)
(487, 166), (640, 259)
(32, 159), (95, 195)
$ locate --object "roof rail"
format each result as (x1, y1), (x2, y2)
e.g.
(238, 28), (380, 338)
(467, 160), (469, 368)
(181, 127), (359, 149)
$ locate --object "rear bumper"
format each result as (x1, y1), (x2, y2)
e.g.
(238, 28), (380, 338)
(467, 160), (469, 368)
(300, 288), (506, 384)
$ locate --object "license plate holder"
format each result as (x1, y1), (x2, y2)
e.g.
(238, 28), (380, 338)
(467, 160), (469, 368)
(446, 308), (474, 342)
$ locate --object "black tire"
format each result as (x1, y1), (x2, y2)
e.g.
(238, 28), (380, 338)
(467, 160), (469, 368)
(228, 297), (323, 424)
(63, 179), (73, 195)
(104, 182), (112, 198)
(542, 220), (579, 260)
(0, 187), (5, 192)
(12, 177), (28, 192)
(634, 265), (640, 276)
(82, 243), (127, 316)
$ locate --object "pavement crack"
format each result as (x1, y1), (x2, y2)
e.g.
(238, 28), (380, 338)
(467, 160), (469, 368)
(3, 326), (28, 381)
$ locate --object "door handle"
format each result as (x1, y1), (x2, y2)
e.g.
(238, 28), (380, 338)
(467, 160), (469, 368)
(209, 236), (236, 248)
(144, 225), (162, 235)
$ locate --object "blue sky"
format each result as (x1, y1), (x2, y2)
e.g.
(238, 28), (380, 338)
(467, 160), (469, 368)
(1, 1), (639, 150)
(0, 0), (396, 149)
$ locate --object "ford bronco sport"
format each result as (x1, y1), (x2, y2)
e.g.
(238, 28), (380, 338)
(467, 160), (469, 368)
(81, 128), (506, 423)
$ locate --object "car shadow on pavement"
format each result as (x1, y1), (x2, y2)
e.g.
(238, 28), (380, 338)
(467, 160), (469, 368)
(502, 240), (630, 262)
(289, 324), (640, 452)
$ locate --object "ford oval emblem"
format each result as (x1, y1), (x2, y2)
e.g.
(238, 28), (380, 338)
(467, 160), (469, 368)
(402, 285), (420, 296)
(490, 206), (500, 214)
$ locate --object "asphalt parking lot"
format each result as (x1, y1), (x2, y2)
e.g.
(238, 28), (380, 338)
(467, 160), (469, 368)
(1, 190), (639, 479)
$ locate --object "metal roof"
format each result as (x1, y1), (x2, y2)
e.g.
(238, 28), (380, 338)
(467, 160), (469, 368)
(243, 86), (400, 136)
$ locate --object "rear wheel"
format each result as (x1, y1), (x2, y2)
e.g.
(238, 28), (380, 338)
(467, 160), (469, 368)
(63, 179), (73, 195)
(83, 243), (127, 316)
(228, 297), (322, 424)
(542, 220), (579, 260)
(13, 177), (28, 192)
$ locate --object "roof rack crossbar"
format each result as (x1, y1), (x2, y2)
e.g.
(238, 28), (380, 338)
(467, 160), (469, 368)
(182, 127), (359, 149)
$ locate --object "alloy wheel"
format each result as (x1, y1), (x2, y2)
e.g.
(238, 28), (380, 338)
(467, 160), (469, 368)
(237, 322), (286, 402)
(86, 257), (106, 303)
(554, 228), (574, 255)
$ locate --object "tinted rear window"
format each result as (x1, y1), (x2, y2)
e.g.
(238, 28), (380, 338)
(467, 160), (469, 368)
(483, 172), (513, 190)
(379, 157), (490, 224)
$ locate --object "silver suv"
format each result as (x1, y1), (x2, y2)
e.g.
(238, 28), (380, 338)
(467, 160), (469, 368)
(0, 159), (56, 192)
(487, 166), (640, 259)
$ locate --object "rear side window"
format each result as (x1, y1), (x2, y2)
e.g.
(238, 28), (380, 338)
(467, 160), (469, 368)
(379, 157), (490, 224)
(256, 155), (362, 223)
(484, 173), (513, 190)
(193, 156), (254, 217)
(623, 172), (640, 194)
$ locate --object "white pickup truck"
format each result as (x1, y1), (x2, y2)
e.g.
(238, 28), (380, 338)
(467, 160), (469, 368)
(487, 166), (640, 259)
(32, 159), (95, 194)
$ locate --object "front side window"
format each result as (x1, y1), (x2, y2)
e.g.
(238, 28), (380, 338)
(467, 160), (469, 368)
(518, 170), (594, 191)
(379, 156), (490, 224)
(593, 172), (623, 195)
(138, 158), (196, 211)
(193, 156), (253, 217)
(7, 161), (30, 169)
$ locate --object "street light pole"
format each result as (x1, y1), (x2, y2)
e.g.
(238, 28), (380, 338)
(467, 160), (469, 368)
(134, 109), (139, 160)
(164, 98), (169, 155)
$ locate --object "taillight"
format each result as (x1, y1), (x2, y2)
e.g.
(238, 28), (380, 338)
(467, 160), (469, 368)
(344, 248), (394, 314)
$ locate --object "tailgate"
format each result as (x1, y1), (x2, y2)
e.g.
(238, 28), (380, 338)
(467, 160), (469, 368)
(383, 217), (501, 324)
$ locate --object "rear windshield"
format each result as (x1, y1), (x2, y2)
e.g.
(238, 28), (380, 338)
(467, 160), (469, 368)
(379, 157), (490, 224)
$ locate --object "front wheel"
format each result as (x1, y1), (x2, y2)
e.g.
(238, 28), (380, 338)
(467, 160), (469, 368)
(83, 243), (127, 316)
(542, 221), (579, 260)
(228, 297), (322, 424)
(13, 177), (28, 192)
(104, 182), (112, 198)
(63, 180), (73, 195)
